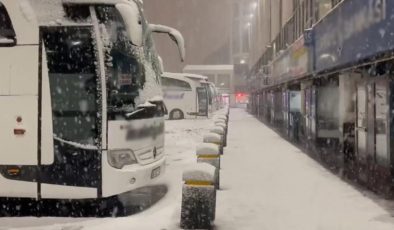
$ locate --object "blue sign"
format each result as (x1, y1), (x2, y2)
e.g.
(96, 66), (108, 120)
(314, 0), (392, 73)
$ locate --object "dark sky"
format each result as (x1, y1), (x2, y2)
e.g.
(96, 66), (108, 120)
(143, 0), (233, 72)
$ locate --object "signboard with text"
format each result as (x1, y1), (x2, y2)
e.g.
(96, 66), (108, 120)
(271, 35), (310, 84)
(314, 0), (390, 73)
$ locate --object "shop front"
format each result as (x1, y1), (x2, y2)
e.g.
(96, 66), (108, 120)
(313, 0), (394, 194)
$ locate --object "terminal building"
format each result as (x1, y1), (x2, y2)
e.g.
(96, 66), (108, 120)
(247, 0), (394, 196)
(183, 65), (235, 106)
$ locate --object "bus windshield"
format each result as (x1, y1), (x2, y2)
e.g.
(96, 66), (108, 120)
(96, 5), (146, 120)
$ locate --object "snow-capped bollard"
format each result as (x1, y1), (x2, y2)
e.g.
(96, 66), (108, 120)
(215, 115), (228, 126)
(196, 143), (220, 189)
(213, 121), (227, 147)
(214, 114), (227, 121)
(210, 126), (225, 149)
(214, 119), (226, 126)
(196, 143), (221, 168)
(203, 133), (224, 155)
(181, 163), (217, 229)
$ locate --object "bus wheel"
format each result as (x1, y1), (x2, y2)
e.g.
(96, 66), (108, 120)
(170, 109), (184, 120)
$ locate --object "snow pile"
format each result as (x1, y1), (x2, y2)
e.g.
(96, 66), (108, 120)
(0, 38), (14, 44)
(115, 3), (143, 46)
(182, 163), (216, 183)
(137, 101), (156, 108)
(53, 136), (97, 150)
(196, 143), (219, 156)
(148, 95), (164, 102)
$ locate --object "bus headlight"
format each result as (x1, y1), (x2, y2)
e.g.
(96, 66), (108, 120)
(108, 149), (138, 169)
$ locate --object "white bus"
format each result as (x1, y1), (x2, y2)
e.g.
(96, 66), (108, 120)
(207, 81), (220, 111)
(162, 72), (211, 119)
(0, 0), (185, 201)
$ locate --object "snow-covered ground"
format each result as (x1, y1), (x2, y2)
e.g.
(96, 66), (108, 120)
(1, 109), (394, 229)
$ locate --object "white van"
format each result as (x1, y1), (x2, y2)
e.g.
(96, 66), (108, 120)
(162, 72), (210, 119)
(0, 0), (184, 200)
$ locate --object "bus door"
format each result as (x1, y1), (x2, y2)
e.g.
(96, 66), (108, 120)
(356, 82), (368, 179)
(40, 25), (101, 199)
(197, 87), (209, 117)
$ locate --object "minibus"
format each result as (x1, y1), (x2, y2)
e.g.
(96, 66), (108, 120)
(162, 72), (210, 119)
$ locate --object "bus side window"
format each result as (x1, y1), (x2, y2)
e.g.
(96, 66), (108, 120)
(0, 2), (16, 46)
(162, 78), (192, 91)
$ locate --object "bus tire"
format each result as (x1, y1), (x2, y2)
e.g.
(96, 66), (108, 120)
(170, 109), (184, 120)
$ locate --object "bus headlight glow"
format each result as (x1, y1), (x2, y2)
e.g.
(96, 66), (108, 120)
(108, 149), (138, 169)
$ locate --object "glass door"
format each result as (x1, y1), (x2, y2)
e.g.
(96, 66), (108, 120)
(356, 83), (367, 161)
(41, 25), (101, 198)
(375, 80), (389, 166)
(366, 83), (376, 162)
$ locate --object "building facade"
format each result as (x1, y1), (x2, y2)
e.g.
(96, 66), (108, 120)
(248, 0), (394, 197)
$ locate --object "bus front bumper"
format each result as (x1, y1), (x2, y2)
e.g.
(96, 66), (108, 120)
(102, 152), (166, 198)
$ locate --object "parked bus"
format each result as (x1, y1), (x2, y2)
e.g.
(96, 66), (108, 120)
(207, 82), (220, 111)
(0, 0), (185, 201)
(162, 72), (210, 119)
(183, 74), (220, 114)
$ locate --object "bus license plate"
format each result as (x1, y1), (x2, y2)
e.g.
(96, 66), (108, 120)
(151, 167), (161, 179)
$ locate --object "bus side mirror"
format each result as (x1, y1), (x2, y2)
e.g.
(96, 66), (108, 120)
(147, 24), (185, 62)
(116, 3), (143, 47)
(158, 56), (164, 74)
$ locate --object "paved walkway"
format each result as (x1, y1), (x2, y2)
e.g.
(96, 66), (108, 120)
(216, 108), (394, 230)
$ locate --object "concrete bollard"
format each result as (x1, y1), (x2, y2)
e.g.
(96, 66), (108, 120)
(215, 114), (227, 121)
(215, 115), (228, 126)
(214, 121), (227, 147)
(196, 143), (221, 189)
(210, 126), (225, 149)
(203, 133), (223, 155)
(181, 163), (217, 229)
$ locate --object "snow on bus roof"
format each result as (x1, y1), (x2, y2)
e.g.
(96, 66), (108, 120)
(163, 72), (208, 81)
(149, 95), (164, 102)
(30, 0), (136, 25)
(62, 0), (131, 5)
(183, 65), (234, 72)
